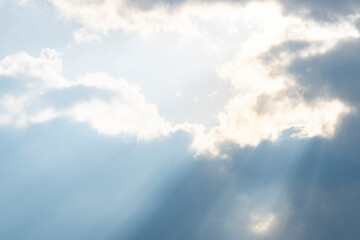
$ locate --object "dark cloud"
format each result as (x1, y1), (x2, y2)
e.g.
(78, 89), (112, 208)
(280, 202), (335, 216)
(262, 40), (310, 64)
(280, 0), (360, 21)
(276, 113), (360, 240)
(289, 39), (360, 105)
(125, 0), (360, 21)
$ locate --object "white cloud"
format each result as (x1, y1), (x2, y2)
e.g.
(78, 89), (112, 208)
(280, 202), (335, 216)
(48, 0), (201, 37)
(188, 96), (349, 156)
(68, 73), (172, 140)
(0, 48), (70, 90)
(0, 94), (29, 127)
(0, 94), (59, 128)
(29, 108), (59, 123)
(0, 50), (172, 140)
(67, 97), (171, 140)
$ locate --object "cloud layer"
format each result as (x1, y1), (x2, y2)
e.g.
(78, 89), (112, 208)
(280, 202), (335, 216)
(1, 0), (359, 156)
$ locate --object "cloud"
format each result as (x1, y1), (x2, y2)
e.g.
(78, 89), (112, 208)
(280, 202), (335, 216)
(250, 212), (275, 235)
(119, 0), (360, 22)
(168, 1), (358, 156)
(0, 49), (172, 140)
(289, 38), (360, 106)
(1, 0), (358, 156)
(179, 95), (350, 156)
(0, 94), (59, 127)
(49, 0), (199, 37)
(68, 73), (172, 140)
(279, 0), (360, 21)
(0, 48), (70, 90)
(48, 0), (360, 30)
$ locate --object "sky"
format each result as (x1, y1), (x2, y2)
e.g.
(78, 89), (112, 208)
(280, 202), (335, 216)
(0, 0), (360, 239)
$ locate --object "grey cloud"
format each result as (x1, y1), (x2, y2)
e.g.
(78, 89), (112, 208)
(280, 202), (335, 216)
(276, 113), (360, 240)
(123, 0), (248, 10)
(279, 0), (360, 21)
(289, 39), (360, 105)
(124, 0), (360, 21)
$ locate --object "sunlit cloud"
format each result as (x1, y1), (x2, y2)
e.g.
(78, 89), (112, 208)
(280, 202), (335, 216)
(1, 0), (359, 156)
(0, 48), (70, 90)
(250, 212), (276, 235)
(0, 50), (171, 139)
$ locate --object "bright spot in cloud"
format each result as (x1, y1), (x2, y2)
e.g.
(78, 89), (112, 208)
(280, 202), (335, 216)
(250, 212), (275, 235)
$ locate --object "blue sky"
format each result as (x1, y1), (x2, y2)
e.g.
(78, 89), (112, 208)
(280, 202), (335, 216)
(1, 0), (360, 239)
